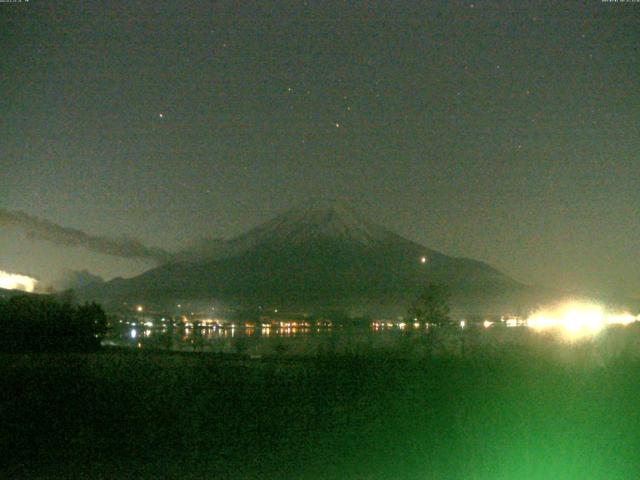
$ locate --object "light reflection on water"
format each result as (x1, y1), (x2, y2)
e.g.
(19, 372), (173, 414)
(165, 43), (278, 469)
(104, 324), (417, 356)
(101, 319), (640, 361)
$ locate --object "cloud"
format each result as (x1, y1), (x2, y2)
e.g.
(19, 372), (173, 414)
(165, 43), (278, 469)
(0, 209), (172, 263)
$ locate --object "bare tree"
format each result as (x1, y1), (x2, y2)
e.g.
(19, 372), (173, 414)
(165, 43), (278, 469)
(408, 283), (452, 328)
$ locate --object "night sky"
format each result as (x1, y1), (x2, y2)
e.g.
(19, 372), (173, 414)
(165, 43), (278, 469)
(1, 1), (638, 297)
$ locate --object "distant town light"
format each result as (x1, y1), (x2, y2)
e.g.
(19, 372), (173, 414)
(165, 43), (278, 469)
(0, 270), (38, 292)
(420, 256), (427, 264)
(525, 301), (638, 340)
(460, 320), (466, 329)
(136, 305), (143, 312)
(607, 313), (636, 326)
(505, 317), (519, 327)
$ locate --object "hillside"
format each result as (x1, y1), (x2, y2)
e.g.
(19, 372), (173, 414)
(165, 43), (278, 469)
(80, 203), (525, 315)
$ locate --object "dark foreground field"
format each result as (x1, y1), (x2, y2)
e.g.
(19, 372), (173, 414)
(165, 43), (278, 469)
(2, 344), (640, 479)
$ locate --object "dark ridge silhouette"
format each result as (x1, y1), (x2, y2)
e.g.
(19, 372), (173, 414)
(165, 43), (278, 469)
(81, 203), (526, 314)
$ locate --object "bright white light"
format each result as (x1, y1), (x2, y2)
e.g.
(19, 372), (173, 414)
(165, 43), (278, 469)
(136, 305), (144, 312)
(0, 270), (38, 292)
(130, 329), (138, 339)
(483, 320), (493, 329)
(460, 320), (466, 329)
(607, 313), (636, 326)
(505, 317), (519, 327)
(526, 301), (637, 340)
(420, 256), (427, 264)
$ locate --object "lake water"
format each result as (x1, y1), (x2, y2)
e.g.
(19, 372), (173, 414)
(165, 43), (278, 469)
(103, 323), (444, 357)
(103, 321), (640, 361)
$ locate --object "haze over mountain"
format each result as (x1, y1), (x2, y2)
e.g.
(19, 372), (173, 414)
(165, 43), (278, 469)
(79, 202), (533, 315)
(53, 270), (105, 292)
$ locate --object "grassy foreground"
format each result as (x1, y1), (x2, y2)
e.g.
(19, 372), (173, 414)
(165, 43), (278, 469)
(1, 343), (640, 479)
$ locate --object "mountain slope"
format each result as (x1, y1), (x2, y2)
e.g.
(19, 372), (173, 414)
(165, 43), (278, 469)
(81, 203), (524, 314)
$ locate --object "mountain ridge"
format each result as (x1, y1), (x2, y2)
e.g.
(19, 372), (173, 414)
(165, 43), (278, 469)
(177, 202), (435, 262)
(80, 204), (525, 315)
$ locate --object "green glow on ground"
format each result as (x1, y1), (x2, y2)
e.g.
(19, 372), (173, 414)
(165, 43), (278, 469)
(2, 338), (640, 479)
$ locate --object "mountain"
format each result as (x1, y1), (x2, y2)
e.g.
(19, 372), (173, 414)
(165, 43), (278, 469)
(80, 202), (526, 315)
(0, 287), (42, 299)
(53, 270), (105, 291)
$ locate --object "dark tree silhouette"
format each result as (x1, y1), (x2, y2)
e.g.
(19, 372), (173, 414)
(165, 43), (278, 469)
(0, 294), (107, 352)
(408, 283), (452, 327)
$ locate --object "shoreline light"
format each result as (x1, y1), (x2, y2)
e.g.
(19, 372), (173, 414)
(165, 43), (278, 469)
(526, 301), (637, 340)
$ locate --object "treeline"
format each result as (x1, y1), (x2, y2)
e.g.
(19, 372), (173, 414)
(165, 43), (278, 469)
(0, 293), (107, 352)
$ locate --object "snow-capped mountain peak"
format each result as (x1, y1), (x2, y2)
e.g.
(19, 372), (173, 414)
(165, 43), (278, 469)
(175, 201), (432, 263)
(231, 202), (394, 249)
